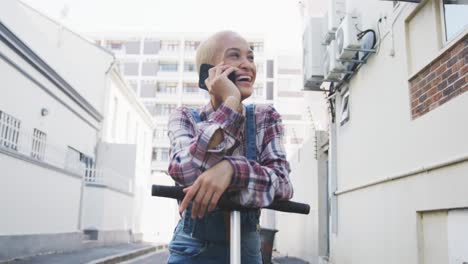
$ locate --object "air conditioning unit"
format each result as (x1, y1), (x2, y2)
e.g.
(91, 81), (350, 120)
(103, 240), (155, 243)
(335, 14), (361, 60)
(324, 0), (347, 44)
(303, 16), (326, 91)
(323, 40), (346, 82)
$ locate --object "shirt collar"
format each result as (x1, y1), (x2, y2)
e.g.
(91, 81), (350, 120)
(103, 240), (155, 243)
(200, 101), (246, 121)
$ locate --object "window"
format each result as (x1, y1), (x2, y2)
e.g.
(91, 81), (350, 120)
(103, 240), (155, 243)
(266, 81), (274, 100)
(123, 62), (139, 76)
(157, 82), (178, 94)
(154, 127), (168, 140)
(252, 83), (263, 98)
(141, 62), (158, 76)
(153, 147), (170, 161)
(340, 89), (350, 126)
(442, 0), (468, 41)
(0, 111), (21, 151)
(31, 129), (46, 160)
(266, 60), (274, 78)
(153, 104), (177, 116)
(159, 62), (178, 72)
(144, 40), (160, 54)
(80, 153), (94, 179)
(185, 41), (200, 51)
(183, 83), (199, 94)
(108, 41), (123, 50)
(140, 81), (157, 98)
(184, 63), (196, 72)
(256, 63), (264, 75)
(161, 40), (179, 51)
(152, 147), (158, 161)
(124, 41), (140, 54)
(161, 148), (169, 161)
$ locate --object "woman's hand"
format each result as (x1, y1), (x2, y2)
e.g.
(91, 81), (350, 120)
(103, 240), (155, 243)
(179, 160), (234, 219)
(205, 62), (241, 103)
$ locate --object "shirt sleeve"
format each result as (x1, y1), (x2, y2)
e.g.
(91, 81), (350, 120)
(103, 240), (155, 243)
(224, 105), (293, 207)
(167, 105), (245, 186)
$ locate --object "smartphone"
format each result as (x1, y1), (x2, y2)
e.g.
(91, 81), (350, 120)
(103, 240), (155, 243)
(198, 63), (237, 90)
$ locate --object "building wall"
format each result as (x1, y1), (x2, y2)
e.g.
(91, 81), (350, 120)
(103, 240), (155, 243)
(275, 130), (320, 263)
(1, 0), (113, 114)
(0, 154), (82, 235)
(102, 70), (154, 237)
(82, 187), (133, 231)
(326, 0), (468, 263)
(141, 171), (180, 243)
(0, 2), (110, 260)
(0, 33), (100, 237)
(0, 42), (99, 159)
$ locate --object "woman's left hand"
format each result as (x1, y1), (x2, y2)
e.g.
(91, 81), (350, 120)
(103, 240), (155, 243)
(179, 160), (234, 219)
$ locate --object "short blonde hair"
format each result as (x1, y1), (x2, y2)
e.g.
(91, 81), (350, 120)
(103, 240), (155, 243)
(195, 31), (244, 73)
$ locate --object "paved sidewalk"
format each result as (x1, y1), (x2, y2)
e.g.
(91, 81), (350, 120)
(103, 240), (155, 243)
(273, 256), (309, 264)
(271, 251), (309, 264)
(4, 243), (166, 264)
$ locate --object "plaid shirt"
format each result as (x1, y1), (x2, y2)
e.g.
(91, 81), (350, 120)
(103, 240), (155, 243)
(167, 102), (293, 207)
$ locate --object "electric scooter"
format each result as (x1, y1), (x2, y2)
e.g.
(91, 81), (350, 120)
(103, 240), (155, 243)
(152, 185), (310, 264)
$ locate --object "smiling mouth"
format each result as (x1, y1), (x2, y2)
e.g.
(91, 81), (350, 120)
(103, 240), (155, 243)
(236, 75), (252, 83)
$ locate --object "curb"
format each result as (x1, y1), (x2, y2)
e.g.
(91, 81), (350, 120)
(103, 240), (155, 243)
(87, 244), (168, 264)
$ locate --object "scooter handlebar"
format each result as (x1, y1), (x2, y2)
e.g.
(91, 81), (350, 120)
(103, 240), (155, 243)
(152, 185), (310, 215)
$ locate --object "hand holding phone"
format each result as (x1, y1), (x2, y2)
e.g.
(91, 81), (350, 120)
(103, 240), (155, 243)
(198, 63), (237, 90)
(198, 63), (241, 111)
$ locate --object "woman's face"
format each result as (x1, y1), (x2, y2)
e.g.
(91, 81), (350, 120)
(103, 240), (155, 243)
(213, 34), (257, 100)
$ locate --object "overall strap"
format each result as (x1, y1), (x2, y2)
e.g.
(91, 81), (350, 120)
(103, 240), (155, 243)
(188, 108), (201, 123)
(245, 104), (257, 161)
(189, 105), (256, 160)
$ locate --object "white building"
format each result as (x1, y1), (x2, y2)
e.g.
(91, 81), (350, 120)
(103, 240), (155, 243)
(300, 0), (468, 263)
(0, 0), (155, 260)
(81, 64), (155, 244)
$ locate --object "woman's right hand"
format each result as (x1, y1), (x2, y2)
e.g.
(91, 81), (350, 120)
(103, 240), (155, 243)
(205, 62), (241, 103)
(179, 160), (234, 219)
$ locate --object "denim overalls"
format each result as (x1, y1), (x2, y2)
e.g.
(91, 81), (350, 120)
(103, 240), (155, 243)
(167, 105), (262, 264)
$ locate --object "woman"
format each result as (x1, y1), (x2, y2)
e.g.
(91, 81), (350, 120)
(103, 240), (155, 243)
(166, 31), (293, 264)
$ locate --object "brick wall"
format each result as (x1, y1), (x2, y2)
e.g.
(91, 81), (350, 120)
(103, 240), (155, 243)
(409, 33), (467, 119)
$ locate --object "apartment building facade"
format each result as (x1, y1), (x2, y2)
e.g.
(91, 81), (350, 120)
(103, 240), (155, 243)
(301, 0), (468, 263)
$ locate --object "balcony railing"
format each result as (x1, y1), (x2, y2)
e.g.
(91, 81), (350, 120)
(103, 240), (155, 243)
(0, 110), (134, 195)
(0, 112), (83, 173)
(85, 167), (134, 194)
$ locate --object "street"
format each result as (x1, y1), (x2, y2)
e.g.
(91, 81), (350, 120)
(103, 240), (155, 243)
(121, 250), (170, 264)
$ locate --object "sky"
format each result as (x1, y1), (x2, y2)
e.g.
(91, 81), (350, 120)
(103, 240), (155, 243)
(21, 0), (304, 55)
